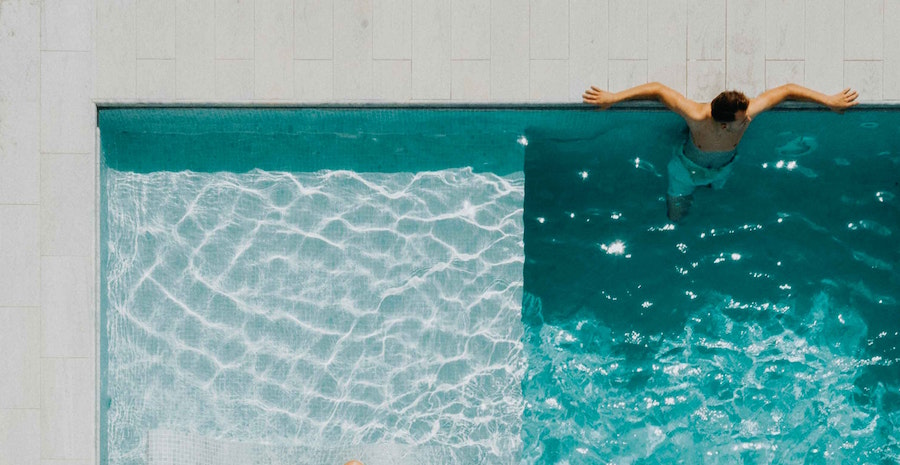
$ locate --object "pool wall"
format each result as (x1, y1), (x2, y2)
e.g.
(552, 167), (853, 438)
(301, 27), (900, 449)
(1, 1), (899, 463)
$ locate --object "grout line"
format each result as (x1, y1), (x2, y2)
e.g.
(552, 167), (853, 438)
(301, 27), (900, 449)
(174, 0), (178, 99)
(292, 0), (295, 82)
(567, 0), (571, 100)
(407, 0), (411, 100)
(528, 0), (531, 99)
(132, 1), (137, 98)
(841, 0), (845, 87)
(39, 0), (43, 52)
(606, 0), (610, 89)
(411, 0), (415, 61)
(685, 0), (689, 95)
(488, 0), (492, 99)
(489, 0), (493, 101)
(252, 0), (256, 100)
(213, 0), (220, 100)
(39, 48), (94, 53)
(842, 0), (846, 65)
(449, 0), (453, 100)
(37, 0), (44, 418)
(763, 0), (767, 89)
(686, 0), (690, 62)
(643, 0), (648, 83)
(723, 0), (728, 89)
(91, 5), (100, 452)
(331, 0), (336, 101)
(642, 0), (651, 68)
(214, 0), (218, 97)
(363, 0), (374, 100)
(802, 0), (807, 64)
(39, 152), (94, 157)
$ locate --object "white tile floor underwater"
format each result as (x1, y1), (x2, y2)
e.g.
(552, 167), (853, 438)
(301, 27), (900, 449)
(0, 0), (898, 463)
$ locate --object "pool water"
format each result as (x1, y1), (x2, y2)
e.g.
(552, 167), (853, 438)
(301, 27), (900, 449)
(100, 108), (900, 464)
(522, 111), (899, 463)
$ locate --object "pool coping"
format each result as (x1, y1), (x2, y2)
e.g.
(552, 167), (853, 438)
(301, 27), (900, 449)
(92, 101), (900, 111)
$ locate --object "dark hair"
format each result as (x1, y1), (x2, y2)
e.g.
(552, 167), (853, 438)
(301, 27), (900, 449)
(710, 91), (749, 122)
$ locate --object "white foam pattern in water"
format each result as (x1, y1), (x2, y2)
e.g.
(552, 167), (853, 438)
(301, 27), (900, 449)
(522, 292), (899, 464)
(105, 168), (525, 465)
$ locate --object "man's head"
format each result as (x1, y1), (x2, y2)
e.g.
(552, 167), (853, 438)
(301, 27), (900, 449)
(711, 90), (749, 123)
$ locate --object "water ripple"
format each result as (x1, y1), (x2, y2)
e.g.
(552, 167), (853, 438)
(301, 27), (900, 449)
(522, 291), (899, 463)
(106, 168), (525, 465)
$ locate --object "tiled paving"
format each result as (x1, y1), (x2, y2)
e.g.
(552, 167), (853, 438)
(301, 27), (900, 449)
(0, 0), (896, 462)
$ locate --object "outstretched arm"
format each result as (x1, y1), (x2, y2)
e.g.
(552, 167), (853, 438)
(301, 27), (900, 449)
(747, 84), (858, 117)
(583, 82), (705, 121)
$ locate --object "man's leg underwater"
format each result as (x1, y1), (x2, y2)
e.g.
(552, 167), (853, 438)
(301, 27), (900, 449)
(666, 155), (696, 222)
(667, 194), (692, 221)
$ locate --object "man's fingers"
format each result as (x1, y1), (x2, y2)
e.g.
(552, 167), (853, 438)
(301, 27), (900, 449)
(583, 86), (612, 106)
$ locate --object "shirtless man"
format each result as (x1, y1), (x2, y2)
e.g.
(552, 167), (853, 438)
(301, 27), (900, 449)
(582, 83), (859, 221)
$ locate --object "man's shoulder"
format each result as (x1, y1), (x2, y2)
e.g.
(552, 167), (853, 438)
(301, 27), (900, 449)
(684, 106), (712, 125)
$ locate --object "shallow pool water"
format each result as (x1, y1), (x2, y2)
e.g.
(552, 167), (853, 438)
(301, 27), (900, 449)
(105, 168), (525, 464)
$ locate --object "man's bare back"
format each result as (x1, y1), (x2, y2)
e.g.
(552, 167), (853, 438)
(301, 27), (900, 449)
(582, 82), (859, 220)
(684, 105), (750, 168)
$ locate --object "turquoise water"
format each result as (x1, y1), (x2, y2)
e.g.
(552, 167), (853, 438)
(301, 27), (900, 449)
(522, 110), (899, 463)
(100, 108), (899, 464)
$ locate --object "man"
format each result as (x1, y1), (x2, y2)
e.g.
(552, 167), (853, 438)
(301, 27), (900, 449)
(582, 82), (859, 221)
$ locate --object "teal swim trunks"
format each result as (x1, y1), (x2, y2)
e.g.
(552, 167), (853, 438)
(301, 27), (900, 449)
(667, 134), (737, 197)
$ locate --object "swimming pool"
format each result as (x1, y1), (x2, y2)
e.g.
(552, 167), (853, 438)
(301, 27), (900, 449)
(99, 107), (899, 464)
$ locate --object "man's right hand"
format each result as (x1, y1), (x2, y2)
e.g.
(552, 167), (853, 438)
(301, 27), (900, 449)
(827, 88), (859, 113)
(582, 86), (617, 109)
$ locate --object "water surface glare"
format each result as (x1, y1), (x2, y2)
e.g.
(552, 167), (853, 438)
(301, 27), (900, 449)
(521, 115), (900, 463)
